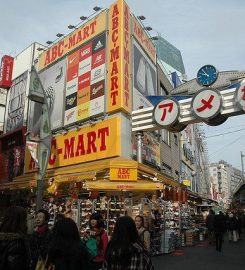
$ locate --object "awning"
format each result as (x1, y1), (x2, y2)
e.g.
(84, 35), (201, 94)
(0, 157), (183, 192)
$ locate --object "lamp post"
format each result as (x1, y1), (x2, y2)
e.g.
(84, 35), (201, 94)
(28, 66), (52, 210)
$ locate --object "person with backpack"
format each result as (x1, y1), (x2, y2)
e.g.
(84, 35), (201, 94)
(0, 206), (31, 270)
(103, 216), (154, 270)
(135, 215), (151, 252)
(87, 213), (108, 270)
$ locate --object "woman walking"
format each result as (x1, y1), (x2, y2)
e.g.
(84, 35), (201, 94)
(0, 206), (30, 270)
(47, 218), (91, 270)
(135, 215), (151, 252)
(103, 216), (154, 270)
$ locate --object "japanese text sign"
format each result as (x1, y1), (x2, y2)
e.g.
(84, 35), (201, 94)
(191, 89), (222, 120)
(153, 98), (180, 127)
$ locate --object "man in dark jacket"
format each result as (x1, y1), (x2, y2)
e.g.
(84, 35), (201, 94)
(206, 209), (215, 244)
(214, 211), (226, 252)
(30, 209), (52, 270)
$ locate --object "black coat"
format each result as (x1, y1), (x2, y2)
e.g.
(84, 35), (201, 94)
(0, 232), (30, 270)
(214, 214), (226, 233)
(30, 226), (52, 270)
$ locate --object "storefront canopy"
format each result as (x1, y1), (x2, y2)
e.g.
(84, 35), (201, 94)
(0, 157), (184, 192)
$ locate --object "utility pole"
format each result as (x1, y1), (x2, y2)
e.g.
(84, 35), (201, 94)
(241, 151), (245, 184)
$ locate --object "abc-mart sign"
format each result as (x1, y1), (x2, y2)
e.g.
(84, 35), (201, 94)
(132, 81), (245, 133)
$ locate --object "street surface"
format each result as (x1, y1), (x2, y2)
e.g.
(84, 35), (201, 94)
(152, 236), (245, 270)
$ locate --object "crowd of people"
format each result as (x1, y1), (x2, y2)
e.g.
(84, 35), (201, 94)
(206, 209), (245, 252)
(0, 206), (154, 270)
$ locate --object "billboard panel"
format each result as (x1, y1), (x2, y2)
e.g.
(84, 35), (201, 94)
(133, 40), (157, 110)
(107, 0), (132, 113)
(38, 11), (107, 71)
(4, 71), (28, 133)
(132, 16), (156, 64)
(64, 33), (106, 126)
(28, 58), (67, 132)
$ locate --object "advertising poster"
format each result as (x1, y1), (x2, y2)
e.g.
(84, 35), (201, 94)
(133, 40), (157, 110)
(4, 71), (28, 133)
(64, 32), (106, 126)
(132, 132), (160, 169)
(28, 58), (67, 132)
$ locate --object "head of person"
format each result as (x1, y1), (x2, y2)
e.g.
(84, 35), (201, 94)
(105, 216), (142, 268)
(0, 206), (27, 234)
(35, 209), (50, 227)
(135, 215), (144, 229)
(89, 212), (104, 229)
(49, 218), (90, 267)
(53, 218), (80, 241)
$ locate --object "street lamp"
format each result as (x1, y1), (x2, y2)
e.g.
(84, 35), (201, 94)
(46, 41), (53, 45)
(145, 26), (152, 31)
(80, 16), (88, 21)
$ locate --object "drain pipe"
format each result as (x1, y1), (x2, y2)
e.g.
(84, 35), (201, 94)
(136, 131), (143, 163)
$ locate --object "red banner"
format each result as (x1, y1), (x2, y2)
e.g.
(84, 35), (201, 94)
(0, 55), (14, 89)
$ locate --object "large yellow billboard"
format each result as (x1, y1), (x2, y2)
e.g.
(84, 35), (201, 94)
(107, 0), (132, 113)
(25, 117), (121, 172)
(38, 11), (107, 71)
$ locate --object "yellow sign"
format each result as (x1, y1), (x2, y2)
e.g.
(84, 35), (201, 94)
(38, 11), (107, 71)
(86, 180), (164, 190)
(107, 0), (132, 113)
(110, 167), (137, 181)
(25, 117), (121, 172)
(183, 179), (191, 187)
(132, 16), (156, 63)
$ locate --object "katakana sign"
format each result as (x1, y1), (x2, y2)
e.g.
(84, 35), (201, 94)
(191, 89), (222, 120)
(132, 78), (245, 133)
(153, 98), (179, 127)
(235, 84), (245, 111)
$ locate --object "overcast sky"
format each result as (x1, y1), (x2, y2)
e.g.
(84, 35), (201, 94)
(0, 0), (245, 169)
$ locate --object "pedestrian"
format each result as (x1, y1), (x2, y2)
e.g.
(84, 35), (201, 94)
(135, 215), (151, 252)
(88, 213), (108, 270)
(30, 209), (52, 270)
(214, 211), (226, 252)
(47, 218), (92, 270)
(0, 206), (31, 270)
(227, 212), (239, 242)
(103, 216), (154, 270)
(206, 209), (215, 245)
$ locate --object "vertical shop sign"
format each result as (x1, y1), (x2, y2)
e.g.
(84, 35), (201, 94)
(0, 55), (14, 89)
(108, 0), (132, 113)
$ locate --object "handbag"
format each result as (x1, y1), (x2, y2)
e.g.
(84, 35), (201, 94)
(35, 256), (48, 270)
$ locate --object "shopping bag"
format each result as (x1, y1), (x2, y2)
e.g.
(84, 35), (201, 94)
(35, 256), (48, 270)
(85, 237), (98, 258)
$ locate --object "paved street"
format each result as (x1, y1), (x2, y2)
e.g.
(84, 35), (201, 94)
(152, 235), (245, 270)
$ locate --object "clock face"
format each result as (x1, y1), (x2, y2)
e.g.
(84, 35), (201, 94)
(197, 65), (218, 86)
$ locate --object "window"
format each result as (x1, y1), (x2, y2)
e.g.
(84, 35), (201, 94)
(161, 129), (170, 146)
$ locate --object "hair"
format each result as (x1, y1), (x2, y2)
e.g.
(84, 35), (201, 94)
(36, 209), (50, 223)
(48, 218), (90, 269)
(0, 206), (27, 234)
(210, 209), (215, 214)
(135, 215), (144, 226)
(105, 216), (144, 268)
(89, 212), (104, 229)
